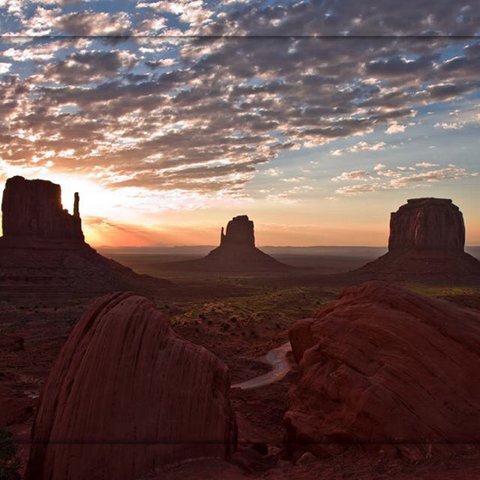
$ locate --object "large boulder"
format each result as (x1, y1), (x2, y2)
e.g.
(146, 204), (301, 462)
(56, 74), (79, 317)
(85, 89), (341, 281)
(285, 281), (480, 456)
(27, 292), (237, 480)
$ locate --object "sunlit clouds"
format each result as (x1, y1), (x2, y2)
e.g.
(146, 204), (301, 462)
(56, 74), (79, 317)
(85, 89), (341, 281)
(0, 1), (479, 246)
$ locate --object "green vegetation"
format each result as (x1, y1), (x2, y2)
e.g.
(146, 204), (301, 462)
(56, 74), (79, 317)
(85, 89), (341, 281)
(0, 428), (20, 480)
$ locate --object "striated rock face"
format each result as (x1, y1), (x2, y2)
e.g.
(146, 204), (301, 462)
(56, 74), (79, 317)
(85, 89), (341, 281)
(27, 292), (237, 480)
(285, 281), (480, 457)
(358, 198), (480, 278)
(2, 176), (84, 242)
(388, 198), (465, 251)
(220, 215), (255, 247)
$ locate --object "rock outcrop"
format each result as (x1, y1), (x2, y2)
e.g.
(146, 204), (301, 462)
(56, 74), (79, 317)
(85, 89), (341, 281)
(388, 198), (465, 251)
(358, 198), (480, 279)
(285, 281), (480, 457)
(220, 215), (255, 247)
(27, 292), (237, 480)
(0, 176), (170, 292)
(1, 176), (84, 242)
(163, 216), (290, 272)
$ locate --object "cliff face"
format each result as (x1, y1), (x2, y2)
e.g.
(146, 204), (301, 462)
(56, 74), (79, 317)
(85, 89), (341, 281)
(27, 292), (236, 480)
(388, 198), (465, 251)
(1, 176), (84, 242)
(220, 215), (255, 247)
(357, 197), (480, 278)
(286, 281), (480, 458)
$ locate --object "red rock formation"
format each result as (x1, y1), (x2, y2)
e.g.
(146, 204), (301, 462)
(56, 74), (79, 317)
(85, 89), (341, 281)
(388, 198), (465, 251)
(285, 281), (480, 456)
(1, 176), (84, 242)
(220, 215), (255, 247)
(0, 176), (170, 292)
(358, 198), (480, 278)
(27, 292), (237, 480)
(165, 215), (289, 272)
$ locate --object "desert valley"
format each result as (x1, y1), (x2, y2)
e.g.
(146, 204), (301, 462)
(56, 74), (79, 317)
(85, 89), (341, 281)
(1, 2), (480, 478)
(0, 175), (479, 480)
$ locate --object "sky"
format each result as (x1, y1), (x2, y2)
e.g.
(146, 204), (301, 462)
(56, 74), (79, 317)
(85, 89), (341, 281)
(0, 0), (479, 247)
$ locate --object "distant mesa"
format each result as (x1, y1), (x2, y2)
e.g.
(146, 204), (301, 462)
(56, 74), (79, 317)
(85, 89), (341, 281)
(0, 176), (169, 292)
(388, 198), (465, 251)
(285, 281), (480, 458)
(165, 215), (290, 272)
(27, 291), (237, 480)
(358, 197), (480, 278)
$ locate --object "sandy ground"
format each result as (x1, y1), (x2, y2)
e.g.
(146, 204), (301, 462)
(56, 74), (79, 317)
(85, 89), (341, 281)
(1, 258), (480, 478)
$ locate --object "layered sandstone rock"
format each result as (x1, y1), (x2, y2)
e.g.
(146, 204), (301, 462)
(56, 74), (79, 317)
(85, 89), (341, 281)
(359, 198), (480, 278)
(1, 176), (83, 242)
(27, 292), (237, 480)
(285, 282), (480, 456)
(388, 198), (465, 251)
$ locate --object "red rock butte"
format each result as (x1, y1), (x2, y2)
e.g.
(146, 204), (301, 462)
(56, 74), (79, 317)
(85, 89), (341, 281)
(1, 175), (84, 245)
(359, 197), (480, 278)
(26, 292), (237, 480)
(165, 215), (289, 272)
(286, 281), (480, 458)
(0, 176), (170, 292)
(388, 198), (465, 251)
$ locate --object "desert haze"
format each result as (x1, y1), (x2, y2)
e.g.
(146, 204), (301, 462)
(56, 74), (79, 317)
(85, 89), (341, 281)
(1, 1), (480, 480)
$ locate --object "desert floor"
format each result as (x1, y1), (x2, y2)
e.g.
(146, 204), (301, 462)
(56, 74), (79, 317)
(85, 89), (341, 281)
(1, 253), (480, 479)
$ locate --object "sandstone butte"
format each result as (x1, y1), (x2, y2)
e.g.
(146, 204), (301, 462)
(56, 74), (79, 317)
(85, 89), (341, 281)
(26, 292), (237, 480)
(0, 176), (170, 291)
(286, 281), (480, 457)
(167, 215), (290, 272)
(359, 198), (480, 277)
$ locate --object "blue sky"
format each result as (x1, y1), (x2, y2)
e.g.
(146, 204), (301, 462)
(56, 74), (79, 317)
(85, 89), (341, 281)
(0, 1), (479, 246)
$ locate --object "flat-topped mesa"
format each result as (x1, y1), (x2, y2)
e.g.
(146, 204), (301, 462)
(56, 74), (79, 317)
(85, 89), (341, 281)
(1, 176), (84, 242)
(388, 197), (465, 252)
(220, 215), (255, 247)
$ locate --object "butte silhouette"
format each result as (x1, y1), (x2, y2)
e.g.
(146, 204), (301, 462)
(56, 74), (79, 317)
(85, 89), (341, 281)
(165, 215), (290, 272)
(358, 197), (480, 279)
(0, 176), (169, 292)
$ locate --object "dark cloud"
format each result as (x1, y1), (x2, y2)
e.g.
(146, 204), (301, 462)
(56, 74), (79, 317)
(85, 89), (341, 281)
(41, 50), (137, 84)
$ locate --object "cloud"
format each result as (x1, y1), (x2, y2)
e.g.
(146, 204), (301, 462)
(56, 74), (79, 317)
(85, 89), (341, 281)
(332, 170), (371, 182)
(331, 141), (386, 156)
(333, 163), (478, 196)
(385, 123), (406, 134)
(40, 50), (137, 84)
(416, 162), (439, 167)
(1, 2), (480, 200)
(0, 63), (12, 74)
